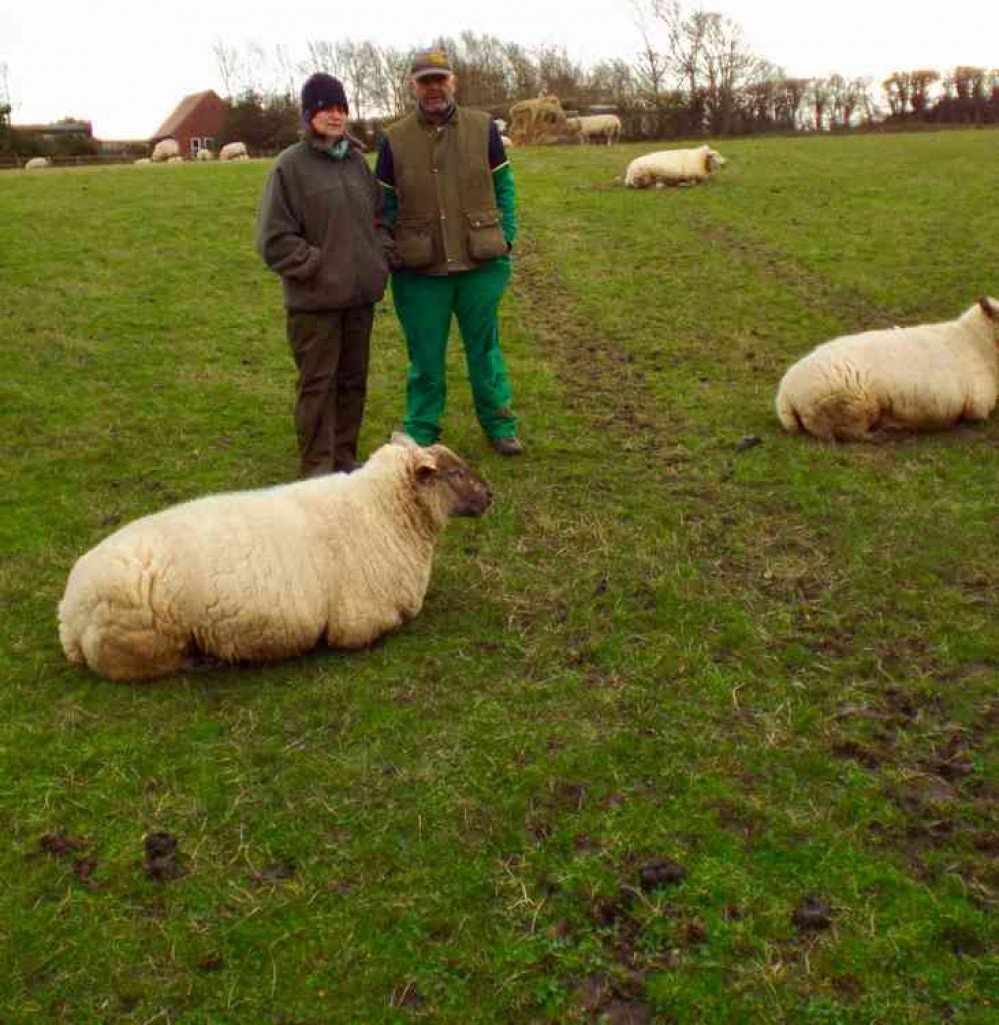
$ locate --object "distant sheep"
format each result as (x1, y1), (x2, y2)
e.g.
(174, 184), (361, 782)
(568, 114), (622, 145)
(776, 298), (999, 442)
(25, 157), (51, 170)
(134, 158), (152, 166)
(58, 438), (493, 681)
(151, 138), (180, 162)
(167, 155), (184, 164)
(196, 148), (214, 161)
(219, 141), (248, 161)
(625, 145), (726, 188)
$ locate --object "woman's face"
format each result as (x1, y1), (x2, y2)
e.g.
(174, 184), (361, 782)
(310, 104), (348, 139)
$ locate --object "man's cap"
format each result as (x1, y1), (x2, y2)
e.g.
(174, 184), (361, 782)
(409, 48), (453, 80)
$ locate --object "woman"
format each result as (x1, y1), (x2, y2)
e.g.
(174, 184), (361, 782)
(257, 73), (392, 477)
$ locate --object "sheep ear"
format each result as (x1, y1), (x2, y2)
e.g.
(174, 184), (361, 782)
(414, 453), (438, 482)
(979, 297), (998, 322)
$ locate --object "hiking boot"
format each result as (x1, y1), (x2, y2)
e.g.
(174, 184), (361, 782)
(489, 435), (524, 456)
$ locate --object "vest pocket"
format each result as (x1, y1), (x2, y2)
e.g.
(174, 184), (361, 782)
(394, 217), (436, 269)
(466, 210), (507, 261)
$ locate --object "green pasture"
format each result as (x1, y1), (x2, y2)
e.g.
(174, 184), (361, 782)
(2, 129), (999, 1023)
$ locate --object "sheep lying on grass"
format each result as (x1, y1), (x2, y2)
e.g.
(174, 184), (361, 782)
(776, 297), (999, 441)
(624, 145), (726, 188)
(58, 438), (493, 681)
(25, 157), (51, 170)
(151, 139), (179, 162)
(219, 141), (248, 161)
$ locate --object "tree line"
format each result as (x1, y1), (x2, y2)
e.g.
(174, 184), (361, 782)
(2, 3), (997, 157)
(213, 0), (998, 151)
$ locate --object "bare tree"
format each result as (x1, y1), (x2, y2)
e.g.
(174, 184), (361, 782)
(908, 69), (940, 117)
(698, 11), (767, 133)
(632, 3), (670, 111)
(213, 38), (242, 99)
(301, 40), (340, 79)
(273, 44), (299, 100)
(882, 71), (911, 117)
(0, 62), (12, 153)
(805, 77), (832, 130)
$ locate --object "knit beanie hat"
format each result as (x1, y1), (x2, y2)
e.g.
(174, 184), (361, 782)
(301, 73), (349, 122)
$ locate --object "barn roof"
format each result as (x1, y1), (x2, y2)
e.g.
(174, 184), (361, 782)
(151, 90), (223, 140)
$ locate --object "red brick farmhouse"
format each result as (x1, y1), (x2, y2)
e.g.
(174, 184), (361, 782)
(151, 90), (227, 157)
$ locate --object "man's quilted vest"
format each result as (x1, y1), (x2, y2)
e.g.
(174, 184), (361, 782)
(386, 107), (507, 275)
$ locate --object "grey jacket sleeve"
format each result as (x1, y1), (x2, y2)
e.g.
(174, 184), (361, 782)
(256, 162), (322, 281)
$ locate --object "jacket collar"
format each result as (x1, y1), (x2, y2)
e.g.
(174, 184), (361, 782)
(416, 102), (457, 128)
(303, 127), (367, 153)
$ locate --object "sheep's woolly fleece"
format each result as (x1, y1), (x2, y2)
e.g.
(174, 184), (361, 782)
(58, 440), (492, 681)
(776, 297), (999, 441)
(624, 145), (726, 188)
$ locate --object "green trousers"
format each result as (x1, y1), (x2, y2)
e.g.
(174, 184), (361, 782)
(391, 258), (517, 445)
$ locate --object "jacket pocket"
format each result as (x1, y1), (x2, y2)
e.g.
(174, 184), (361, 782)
(466, 209), (507, 262)
(394, 217), (436, 269)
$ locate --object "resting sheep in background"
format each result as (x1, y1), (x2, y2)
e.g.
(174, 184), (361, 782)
(151, 139), (180, 162)
(568, 114), (622, 145)
(776, 298), (999, 442)
(58, 438), (493, 681)
(25, 157), (51, 170)
(624, 145), (726, 188)
(196, 148), (214, 161)
(219, 141), (249, 161)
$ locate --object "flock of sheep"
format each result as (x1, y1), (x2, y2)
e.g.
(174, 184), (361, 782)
(22, 140), (250, 170)
(52, 132), (999, 682)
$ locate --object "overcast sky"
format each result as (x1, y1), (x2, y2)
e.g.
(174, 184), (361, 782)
(2, 0), (997, 138)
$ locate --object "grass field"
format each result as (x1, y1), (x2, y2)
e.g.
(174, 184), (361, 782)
(3, 129), (999, 1024)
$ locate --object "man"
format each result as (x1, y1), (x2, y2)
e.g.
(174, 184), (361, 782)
(257, 73), (392, 478)
(376, 48), (524, 456)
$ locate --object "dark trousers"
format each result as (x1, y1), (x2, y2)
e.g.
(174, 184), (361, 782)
(286, 305), (374, 478)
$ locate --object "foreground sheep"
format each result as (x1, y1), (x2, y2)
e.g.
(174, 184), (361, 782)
(25, 157), (51, 170)
(624, 145), (726, 188)
(776, 298), (999, 441)
(151, 138), (180, 162)
(568, 114), (622, 145)
(219, 141), (248, 161)
(58, 439), (493, 681)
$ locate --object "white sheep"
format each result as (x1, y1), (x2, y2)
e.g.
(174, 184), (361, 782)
(151, 138), (180, 162)
(134, 158), (152, 165)
(776, 298), (999, 442)
(25, 157), (51, 170)
(624, 145), (726, 188)
(196, 148), (214, 161)
(58, 438), (493, 681)
(219, 141), (248, 161)
(568, 114), (622, 145)
(167, 155), (184, 164)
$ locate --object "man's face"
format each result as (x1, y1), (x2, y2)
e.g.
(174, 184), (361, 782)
(310, 104), (348, 139)
(412, 73), (457, 114)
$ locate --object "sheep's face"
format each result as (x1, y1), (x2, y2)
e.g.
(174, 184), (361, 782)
(417, 446), (493, 518)
(705, 149), (726, 172)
